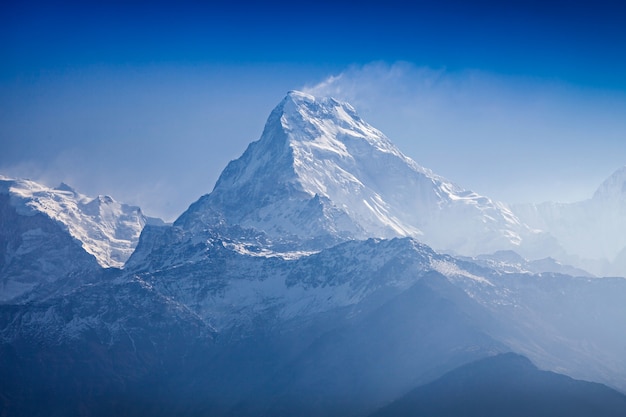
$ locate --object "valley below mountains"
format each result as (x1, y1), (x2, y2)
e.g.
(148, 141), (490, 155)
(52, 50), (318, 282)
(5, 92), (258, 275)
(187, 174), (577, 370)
(1, 91), (626, 416)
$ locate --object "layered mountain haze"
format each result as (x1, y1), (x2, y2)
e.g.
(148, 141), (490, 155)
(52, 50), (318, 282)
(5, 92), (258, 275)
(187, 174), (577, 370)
(124, 92), (626, 395)
(372, 353), (626, 417)
(1, 92), (625, 416)
(514, 166), (626, 276)
(176, 91), (550, 257)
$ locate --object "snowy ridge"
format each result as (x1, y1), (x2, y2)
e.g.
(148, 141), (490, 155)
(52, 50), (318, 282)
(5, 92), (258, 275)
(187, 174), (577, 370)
(130, 233), (498, 332)
(130, 237), (435, 331)
(0, 176), (158, 268)
(463, 250), (594, 277)
(430, 259), (494, 285)
(175, 91), (537, 257)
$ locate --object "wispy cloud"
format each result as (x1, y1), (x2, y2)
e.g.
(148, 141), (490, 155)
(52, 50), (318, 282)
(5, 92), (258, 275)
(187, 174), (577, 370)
(302, 62), (626, 204)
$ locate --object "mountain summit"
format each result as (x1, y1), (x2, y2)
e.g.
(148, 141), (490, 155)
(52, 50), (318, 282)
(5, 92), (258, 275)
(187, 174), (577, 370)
(176, 91), (538, 256)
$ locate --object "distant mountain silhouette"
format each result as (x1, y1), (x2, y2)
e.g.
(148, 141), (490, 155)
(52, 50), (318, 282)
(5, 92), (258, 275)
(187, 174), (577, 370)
(371, 352), (626, 417)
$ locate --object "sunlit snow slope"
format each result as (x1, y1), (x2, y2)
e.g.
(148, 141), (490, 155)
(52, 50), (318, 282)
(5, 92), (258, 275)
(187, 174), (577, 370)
(176, 91), (545, 256)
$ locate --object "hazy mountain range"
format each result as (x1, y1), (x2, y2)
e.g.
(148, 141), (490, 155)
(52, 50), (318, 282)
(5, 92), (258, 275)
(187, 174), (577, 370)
(1, 91), (625, 416)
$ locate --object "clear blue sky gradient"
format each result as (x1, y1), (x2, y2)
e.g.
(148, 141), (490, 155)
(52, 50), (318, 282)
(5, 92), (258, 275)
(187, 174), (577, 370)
(1, 0), (625, 219)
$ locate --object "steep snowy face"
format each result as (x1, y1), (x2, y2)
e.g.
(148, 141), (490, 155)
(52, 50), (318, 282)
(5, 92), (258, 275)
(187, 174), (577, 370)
(0, 176), (155, 268)
(176, 91), (528, 255)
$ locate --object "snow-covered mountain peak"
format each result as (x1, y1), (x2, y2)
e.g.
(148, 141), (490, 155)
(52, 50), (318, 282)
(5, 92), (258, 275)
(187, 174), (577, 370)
(174, 92), (536, 256)
(278, 90), (401, 157)
(0, 176), (155, 268)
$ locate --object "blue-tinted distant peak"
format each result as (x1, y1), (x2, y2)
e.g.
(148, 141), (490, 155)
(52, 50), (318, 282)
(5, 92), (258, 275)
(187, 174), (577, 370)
(593, 166), (626, 200)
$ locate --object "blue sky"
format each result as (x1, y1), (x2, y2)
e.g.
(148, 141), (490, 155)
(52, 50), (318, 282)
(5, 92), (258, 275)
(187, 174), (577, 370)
(1, 1), (625, 220)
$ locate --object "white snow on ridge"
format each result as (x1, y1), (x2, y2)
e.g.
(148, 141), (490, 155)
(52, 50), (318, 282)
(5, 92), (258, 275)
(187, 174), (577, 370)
(1, 176), (155, 268)
(221, 240), (318, 260)
(430, 259), (493, 285)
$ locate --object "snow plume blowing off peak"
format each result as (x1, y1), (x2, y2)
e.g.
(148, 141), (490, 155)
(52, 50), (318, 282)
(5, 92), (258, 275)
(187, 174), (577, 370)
(176, 91), (544, 256)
